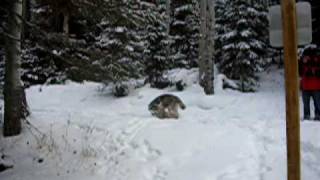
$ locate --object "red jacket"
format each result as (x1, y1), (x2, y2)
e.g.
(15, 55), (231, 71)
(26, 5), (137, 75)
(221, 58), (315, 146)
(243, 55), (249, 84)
(299, 55), (320, 91)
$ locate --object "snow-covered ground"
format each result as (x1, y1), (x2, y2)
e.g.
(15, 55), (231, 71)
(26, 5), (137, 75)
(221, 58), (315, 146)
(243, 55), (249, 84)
(1, 67), (320, 180)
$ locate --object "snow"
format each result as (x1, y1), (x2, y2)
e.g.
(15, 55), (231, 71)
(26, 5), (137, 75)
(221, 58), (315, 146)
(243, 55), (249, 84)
(222, 31), (236, 39)
(166, 68), (198, 86)
(240, 30), (251, 37)
(172, 20), (186, 26)
(1, 67), (320, 180)
(237, 42), (250, 50)
(115, 27), (125, 33)
(52, 50), (61, 56)
(175, 5), (193, 14)
(125, 45), (134, 52)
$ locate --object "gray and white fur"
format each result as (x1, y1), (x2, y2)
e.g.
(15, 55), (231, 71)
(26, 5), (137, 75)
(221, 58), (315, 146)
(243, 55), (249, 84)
(148, 94), (186, 119)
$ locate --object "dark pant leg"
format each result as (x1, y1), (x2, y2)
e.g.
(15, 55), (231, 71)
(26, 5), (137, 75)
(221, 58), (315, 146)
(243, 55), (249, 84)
(312, 90), (320, 119)
(302, 90), (311, 118)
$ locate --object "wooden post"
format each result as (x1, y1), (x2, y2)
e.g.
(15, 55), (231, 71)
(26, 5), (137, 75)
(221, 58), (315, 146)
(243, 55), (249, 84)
(281, 1), (301, 180)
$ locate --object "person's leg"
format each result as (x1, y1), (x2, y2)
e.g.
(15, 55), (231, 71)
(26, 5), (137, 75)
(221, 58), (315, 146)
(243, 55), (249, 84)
(302, 90), (311, 119)
(313, 90), (320, 120)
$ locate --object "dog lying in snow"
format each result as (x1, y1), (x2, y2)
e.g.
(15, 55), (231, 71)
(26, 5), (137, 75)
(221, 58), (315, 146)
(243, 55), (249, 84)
(148, 94), (186, 119)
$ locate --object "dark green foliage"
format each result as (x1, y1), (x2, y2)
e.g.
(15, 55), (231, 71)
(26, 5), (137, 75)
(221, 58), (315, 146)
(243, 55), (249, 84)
(112, 83), (129, 97)
(170, 0), (199, 68)
(143, 1), (171, 88)
(18, 0), (149, 86)
(95, 22), (144, 83)
(91, 0), (163, 85)
(216, 0), (269, 92)
(143, 0), (199, 89)
(215, 0), (227, 65)
(175, 80), (186, 91)
(21, 45), (67, 87)
(0, 1), (7, 89)
(0, 50), (4, 88)
(0, 0), (278, 95)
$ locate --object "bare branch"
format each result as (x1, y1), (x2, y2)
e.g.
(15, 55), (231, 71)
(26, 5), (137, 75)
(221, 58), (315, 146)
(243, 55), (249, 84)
(0, 31), (21, 42)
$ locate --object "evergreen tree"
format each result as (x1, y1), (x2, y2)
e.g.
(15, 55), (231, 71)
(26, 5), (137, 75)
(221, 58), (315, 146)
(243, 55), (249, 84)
(0, 0), (7, 89)
(218, 0), (268, 92)
(170, 0), (199, 68)
(251, 1), (270, 68)
(12, 0), (74, 86)
(21, 47), (67, 86)
(143, 0), (171, 88)
(0, 50), (4, 89)
(94, 0), (151, 85)
(17, 0), (149, 86)
(214, 0), (227, 65)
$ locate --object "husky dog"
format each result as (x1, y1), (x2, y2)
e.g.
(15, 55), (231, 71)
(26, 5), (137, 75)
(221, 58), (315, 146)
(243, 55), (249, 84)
(148, 94), (186, 119)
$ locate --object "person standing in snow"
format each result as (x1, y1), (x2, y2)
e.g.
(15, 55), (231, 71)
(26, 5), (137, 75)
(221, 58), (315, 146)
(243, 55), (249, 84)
(299, 46), (320, 120)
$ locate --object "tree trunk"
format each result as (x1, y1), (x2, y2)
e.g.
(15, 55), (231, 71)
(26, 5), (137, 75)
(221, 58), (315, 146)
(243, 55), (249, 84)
(3, 0), (29, 137)
(199, 0), (207, 87)
(63, 12), (70, 35)
(204, 0), (215, 95)
(199, 0), (215, 95)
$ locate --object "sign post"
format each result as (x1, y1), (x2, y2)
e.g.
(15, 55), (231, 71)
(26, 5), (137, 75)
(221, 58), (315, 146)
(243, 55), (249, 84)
(281, 1), (301, 180)
(269, 0), (312, 180)
(269, 2), (312, 180)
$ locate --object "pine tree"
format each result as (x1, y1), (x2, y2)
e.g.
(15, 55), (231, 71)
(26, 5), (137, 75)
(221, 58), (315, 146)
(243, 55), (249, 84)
(170, 0), (199, 68)
(214, 0), (227, 65)
(0, 49), (4, 89)
(94, 0), (150, 85)
(14, 0), (72, 86)
(218, 0), (268, 92)
(18, 0), (147, 86)
(0, 0), (7, 89)
(143, 0), (172, 88)
(21, 47), (66, 86)
(251, 1), (270, 68)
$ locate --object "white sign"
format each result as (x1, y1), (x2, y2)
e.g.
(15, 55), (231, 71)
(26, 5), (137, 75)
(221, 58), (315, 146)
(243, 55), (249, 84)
(269, 2), (312, 47)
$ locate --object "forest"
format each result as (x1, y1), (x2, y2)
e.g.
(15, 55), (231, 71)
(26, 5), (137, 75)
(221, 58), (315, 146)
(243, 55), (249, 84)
(1, 0), (320, 180)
